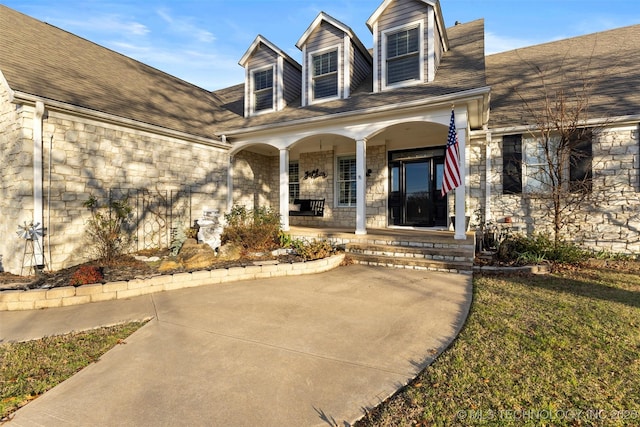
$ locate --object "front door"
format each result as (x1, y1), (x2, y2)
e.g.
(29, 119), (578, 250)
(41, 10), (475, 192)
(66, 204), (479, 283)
(389, 148), (447, 227)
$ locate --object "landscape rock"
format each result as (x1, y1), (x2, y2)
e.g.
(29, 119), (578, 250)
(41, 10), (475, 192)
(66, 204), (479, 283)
(158, 258), (182, 272)
(178, 241), (217, 270)
(217, 243), (242, 261)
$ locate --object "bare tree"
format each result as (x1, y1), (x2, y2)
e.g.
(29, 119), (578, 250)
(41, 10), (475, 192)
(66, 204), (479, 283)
(514, 49), (604, 244)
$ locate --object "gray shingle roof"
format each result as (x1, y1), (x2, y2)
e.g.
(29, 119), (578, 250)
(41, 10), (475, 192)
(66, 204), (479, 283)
(217, 19), (487, 133)
(486, 24), (640, 129)
(0, 5), (238, 140)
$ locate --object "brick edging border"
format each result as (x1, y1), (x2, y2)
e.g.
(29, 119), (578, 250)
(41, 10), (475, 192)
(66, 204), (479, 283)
(0, 254), (345, 311)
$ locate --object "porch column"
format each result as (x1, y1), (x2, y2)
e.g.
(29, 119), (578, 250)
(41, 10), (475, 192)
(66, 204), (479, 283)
(355, 138), (367, 235)
(279, 148), (290, 231)
(454, 123), (467, 240)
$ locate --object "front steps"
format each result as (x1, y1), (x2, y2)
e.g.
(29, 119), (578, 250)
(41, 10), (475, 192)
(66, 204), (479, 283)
(288, 227), (475, 274)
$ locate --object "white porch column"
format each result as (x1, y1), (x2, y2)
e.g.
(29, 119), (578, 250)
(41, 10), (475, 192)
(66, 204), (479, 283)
(454, 123), (467, 240)
(279, 148), (290, 231)
(355, 138), (367, 235)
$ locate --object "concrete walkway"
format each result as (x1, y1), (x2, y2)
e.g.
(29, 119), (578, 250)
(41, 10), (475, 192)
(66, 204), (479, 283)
(2, 265), (472, 426)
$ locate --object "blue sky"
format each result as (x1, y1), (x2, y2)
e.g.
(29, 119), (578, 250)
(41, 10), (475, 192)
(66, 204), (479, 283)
(4, 0), (639, 90)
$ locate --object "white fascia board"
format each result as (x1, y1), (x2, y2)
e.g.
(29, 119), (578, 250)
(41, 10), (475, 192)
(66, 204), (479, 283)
(489, 114), (640, 136)
(12, 91), (231, 150)
(220, 86), (491, 137)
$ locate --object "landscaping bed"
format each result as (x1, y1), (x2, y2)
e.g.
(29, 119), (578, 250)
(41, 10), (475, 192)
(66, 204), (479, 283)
(0, 248), (305, 292)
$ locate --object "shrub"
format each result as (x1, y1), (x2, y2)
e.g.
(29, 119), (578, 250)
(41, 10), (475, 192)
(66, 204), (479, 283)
(292, 239), (334, 261)
(83, 194), (133, 263)
(497, 232), (589, 264)
(221, 205), (281, 253)
(70, 265), (104, 286)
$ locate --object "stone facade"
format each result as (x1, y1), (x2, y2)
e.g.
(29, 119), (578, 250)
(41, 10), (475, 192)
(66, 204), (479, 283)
(480, 125), (640, 254)
(0, 104), (229, 273)
(0, 85), (34, 274)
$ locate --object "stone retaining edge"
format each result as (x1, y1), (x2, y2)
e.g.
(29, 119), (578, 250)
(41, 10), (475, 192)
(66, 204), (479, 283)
(0, 254), (345, 312)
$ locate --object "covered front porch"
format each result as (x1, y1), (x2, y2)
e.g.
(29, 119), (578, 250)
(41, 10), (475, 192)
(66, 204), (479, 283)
(225, 104), (476, 239)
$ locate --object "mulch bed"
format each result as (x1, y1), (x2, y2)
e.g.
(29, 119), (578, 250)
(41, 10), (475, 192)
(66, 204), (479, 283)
(0, 249), (305, 292)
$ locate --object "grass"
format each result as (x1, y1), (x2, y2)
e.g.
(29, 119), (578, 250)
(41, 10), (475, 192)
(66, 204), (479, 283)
(0, 322), (145, 420)
(357, 267), (640, 426)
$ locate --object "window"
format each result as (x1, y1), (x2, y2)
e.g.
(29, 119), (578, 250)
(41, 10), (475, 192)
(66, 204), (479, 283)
(337, 156), (356, 206)
(386, 25), (420, 85)
(519, 130), (592, 194)
(569, 130), (593, 192)
(289, 161), (299, 203)
(503, 135), (523, 194)
(253, 68), (273, 112)
(312, 50), (338, 100)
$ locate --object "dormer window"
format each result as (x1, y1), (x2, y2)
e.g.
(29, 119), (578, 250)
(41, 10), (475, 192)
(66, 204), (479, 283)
(239, 35), (301, 117)
(312, 49), (339, 101)
(383, 21), (423, 88)
(252, 67), (274, 112)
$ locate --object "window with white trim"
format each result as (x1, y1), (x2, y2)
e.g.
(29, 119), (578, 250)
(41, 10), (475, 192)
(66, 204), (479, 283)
(253, 68), (273, 112)
(312, 50), (338, 100)
(337, 156), (356, 207)
(385, 24), (420, 86)
(289, 161), (300, 203)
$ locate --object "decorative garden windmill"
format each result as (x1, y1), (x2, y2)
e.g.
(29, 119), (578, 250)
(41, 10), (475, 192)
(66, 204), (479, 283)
(16, 221), (48, 275)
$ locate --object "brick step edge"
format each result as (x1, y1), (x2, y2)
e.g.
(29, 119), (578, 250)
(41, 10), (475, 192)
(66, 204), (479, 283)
(346, 246), (474, 263)
(0, 254), (345, 312)
(346, 253), (473, 274)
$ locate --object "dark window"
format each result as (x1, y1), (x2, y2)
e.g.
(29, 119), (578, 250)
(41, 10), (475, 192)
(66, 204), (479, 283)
(289, 161), (299, 203)
(313, 50), (338, 100)
(254, 69), (273, 112)
(386, 26), (420, 85)
(569, 130), (593, 192)
(503, 134), (523, 194)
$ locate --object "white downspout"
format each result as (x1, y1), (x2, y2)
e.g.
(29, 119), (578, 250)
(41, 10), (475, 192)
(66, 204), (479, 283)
(33, 101), (45, 265)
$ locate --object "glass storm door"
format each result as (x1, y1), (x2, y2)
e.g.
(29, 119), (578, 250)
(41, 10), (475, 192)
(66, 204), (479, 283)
(389, 149), (447, 227)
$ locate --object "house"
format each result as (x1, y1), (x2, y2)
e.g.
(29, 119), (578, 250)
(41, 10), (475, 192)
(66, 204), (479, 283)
(1, 0), (638, 274)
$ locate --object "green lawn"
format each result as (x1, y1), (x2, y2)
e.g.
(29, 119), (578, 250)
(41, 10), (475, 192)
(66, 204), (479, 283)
(357, 267), (640, 426)
(0, 322), (145, 420)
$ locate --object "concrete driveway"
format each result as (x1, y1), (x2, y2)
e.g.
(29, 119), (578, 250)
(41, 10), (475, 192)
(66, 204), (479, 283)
(4, 264), (472, 426)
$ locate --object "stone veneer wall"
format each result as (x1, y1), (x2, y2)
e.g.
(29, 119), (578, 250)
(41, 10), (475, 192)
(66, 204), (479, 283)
(289, 145), (387, 229)
(1, 106), (229, 274)
(486, 125), (640, 254)
(0, 85), (34, 273)
(232, 151), (278, 211)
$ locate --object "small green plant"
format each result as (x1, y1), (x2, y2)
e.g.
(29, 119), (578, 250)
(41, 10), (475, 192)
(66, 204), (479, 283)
(69, 265), (104, 286)
(278, 230), (294, 248)
(83, 194), (133, 263)
(292, 239), (334, 261)
(222, 205), (282, 253)
(170, 222), (188, 256)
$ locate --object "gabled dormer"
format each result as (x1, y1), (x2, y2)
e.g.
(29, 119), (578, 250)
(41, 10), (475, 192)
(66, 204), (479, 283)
(366, 0), (449, 92)
(296, 12), (372, 106)
(239, 35), (302, 117)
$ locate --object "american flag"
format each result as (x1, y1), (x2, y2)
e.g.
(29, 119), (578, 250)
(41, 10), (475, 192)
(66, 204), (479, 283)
(441, 110), (461, 196)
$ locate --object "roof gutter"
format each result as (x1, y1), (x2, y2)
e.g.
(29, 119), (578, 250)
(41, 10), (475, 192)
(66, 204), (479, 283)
(11, 91), (232, 150)
(487, 113), (640, 136)
(218, 86), (491, 138)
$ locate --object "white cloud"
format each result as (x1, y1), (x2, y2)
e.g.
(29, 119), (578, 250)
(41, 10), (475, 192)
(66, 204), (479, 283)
(484, 31), (541, 55)
(155, 7), (215, 44)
